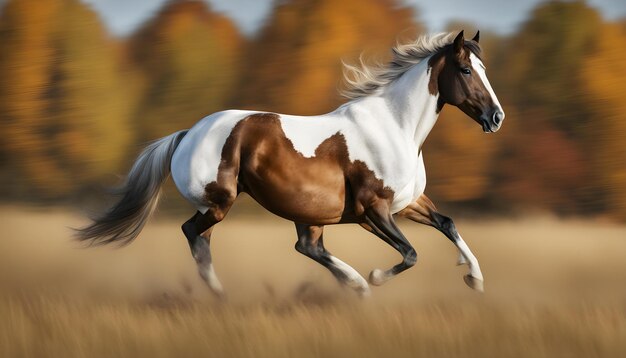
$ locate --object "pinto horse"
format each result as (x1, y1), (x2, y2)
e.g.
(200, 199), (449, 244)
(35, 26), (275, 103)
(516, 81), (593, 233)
(78, 31), (505, 297)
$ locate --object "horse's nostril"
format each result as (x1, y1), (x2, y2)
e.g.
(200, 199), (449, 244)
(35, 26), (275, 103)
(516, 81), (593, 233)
(493, 111), (504, 125)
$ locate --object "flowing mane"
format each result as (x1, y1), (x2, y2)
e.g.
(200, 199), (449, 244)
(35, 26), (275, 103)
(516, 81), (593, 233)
(341, 32), (457, 99)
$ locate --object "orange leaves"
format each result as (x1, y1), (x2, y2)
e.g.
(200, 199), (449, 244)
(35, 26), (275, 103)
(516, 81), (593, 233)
(424, 107), (498, 202)
(0, 0), (135, 198)
(130, 0), (244, 141)
(581, 24), (626, 219)
(485, 2), (626, 217)
(237, 0), (420, 115)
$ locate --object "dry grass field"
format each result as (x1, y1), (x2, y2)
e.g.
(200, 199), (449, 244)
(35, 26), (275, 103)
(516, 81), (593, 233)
(1, 203), (625, 357)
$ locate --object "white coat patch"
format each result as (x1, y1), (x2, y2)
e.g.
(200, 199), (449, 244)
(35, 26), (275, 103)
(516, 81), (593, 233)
(470, 53), (503, 115)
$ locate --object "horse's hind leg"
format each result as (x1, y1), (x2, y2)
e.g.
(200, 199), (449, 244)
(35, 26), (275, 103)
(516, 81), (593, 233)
(294, 224), (370, 297)
(182, 197), (234, 297)
(398, 195), (484, 292)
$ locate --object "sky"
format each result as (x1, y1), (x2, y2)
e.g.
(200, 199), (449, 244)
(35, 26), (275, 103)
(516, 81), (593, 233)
(3, 0), (626, 37)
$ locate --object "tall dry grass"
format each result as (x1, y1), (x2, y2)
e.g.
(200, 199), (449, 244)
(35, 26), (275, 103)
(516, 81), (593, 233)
(1, 204), (625, 357)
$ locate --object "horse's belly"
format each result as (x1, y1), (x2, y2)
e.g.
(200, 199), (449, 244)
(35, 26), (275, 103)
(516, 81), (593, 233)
(240, 165), (347, 224)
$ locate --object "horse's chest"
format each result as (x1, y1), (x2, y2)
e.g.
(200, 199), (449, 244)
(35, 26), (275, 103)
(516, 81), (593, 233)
(348, 141), (418, 214)
(348, 133), (417, 212)
(386, 164), (419, 213)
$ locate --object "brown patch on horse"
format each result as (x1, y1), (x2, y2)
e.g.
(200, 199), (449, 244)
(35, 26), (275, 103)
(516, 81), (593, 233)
(203, 113), (393, 225)
(427, 55), (445, 96)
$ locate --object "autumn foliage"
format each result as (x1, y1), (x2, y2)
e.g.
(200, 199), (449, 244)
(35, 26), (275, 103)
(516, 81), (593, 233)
(0, 0), (624, 220)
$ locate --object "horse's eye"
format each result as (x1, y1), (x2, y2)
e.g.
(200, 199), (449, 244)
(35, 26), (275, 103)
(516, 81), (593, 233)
(461, 68), (471, 75)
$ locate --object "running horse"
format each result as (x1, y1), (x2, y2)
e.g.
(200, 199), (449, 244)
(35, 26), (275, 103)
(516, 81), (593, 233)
(78, 31), (505, 297)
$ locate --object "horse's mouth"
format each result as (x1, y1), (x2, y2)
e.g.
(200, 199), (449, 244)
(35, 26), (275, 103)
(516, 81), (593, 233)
(481, 118), (502, 133)
(481, 120), (495, 133)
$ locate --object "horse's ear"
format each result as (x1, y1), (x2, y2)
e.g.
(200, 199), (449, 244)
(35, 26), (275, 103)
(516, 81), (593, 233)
(453, 30), (465, 53)
(472, 30), (480, 43)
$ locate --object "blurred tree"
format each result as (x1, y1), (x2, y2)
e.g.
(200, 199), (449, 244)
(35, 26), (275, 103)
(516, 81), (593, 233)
(498, 0), (602, 137)
(0, 0), (136, 198)
(423, 106), (500, 203)
(488, 1), (604, 214)
(492, 110), (586, 214)
(129, 0), (243, 141)
(236, 0), (421, 115)
(0, 0), (57, 195)
(582, 23), (626, 220)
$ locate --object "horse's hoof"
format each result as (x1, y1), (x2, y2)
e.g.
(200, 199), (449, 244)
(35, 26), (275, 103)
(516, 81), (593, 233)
(368, 269), (387, 286)
(213, 290), (227, 302)
(463, 274), (484, 293)
(357, 286), (372, 298)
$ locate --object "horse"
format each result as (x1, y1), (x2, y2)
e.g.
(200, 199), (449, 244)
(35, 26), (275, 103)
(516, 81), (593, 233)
(77, 31), (505, 297)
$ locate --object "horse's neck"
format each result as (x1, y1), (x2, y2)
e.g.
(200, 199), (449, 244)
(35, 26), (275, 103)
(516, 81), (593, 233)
(381, 59), (440, 151)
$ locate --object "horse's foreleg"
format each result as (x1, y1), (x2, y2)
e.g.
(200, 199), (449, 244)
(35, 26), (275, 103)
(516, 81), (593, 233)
(397, 195), (484, 292)
(294, 223), (370, 297)
(362, 201), (417, 286)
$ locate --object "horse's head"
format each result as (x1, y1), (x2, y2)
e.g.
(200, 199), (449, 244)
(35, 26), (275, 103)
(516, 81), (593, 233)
(430, 31), (505, 133)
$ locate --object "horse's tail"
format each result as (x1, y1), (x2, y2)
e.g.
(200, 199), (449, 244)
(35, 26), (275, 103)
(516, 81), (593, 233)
(76, 129), (188, 246)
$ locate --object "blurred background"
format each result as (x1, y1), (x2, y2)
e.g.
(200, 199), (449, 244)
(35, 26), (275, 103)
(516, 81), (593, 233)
(0, 0), (625, 220)
(1, 1), (626, 356)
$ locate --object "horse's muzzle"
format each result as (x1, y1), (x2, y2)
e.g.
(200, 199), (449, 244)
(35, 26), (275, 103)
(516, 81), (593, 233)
(481, 109), (505, 133)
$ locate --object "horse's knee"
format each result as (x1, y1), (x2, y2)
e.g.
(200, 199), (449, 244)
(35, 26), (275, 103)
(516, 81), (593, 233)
(404, 248), (418, 267)
(432, 213), (453, 230)
(431, 213), (460, 240)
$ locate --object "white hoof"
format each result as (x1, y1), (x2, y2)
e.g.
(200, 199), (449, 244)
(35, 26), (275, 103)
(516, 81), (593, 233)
(209, 284), (225, 298)
(463, 274), (484, 293)
(368, 269), (388, 286)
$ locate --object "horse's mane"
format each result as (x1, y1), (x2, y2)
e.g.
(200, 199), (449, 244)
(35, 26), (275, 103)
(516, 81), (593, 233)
(341, 32), (457, 100)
